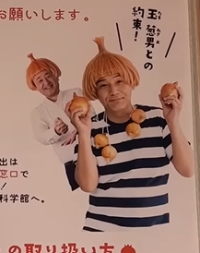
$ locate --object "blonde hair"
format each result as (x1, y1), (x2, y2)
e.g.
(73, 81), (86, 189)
(82, 37), (140, 100)
(26, 53), (61, 90)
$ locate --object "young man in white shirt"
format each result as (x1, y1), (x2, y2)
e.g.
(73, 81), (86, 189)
(26, 53), (95, 166)
(66, 37), (194, 232)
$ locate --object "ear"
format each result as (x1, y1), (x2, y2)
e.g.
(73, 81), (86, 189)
(32, 81), (38, 91)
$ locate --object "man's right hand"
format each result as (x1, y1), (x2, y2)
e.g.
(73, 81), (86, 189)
(54, 117), (68, 135)
(65, 102), (92, 135)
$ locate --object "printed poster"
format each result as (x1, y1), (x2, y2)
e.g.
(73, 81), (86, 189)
(0, 0), (199, 253)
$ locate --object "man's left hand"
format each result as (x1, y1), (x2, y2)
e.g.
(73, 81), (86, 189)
(159, 83), (183, 126)
(61, 130), (77, 146)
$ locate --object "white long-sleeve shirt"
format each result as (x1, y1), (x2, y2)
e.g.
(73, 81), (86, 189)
(30, 88), (95, 163)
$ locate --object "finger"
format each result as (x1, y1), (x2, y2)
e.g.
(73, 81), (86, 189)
(61, 141), (70, 146)
(70, 107), (85, 119)
(86, 106), (92, 119)
(58, 124), (68, 133)
(57, 125), (64, 133)
(62, 124), (68, 131)
(158, 94), (165, 107)
(65, 102), (72, 117)
(62, 127), (68, 134)
(54, 117), (60, 124)
(162, 95), (178, 101)
(173, 81), (178, 87)
(177, 86), (183, 101)
(73, 92), (78, 98)
(56, 121), (65, 129)
(71, 111), (86, 123)
(164, 95), (180, 103)
(164, 99), (180, 108)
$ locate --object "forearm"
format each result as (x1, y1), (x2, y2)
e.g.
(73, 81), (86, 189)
(33, 127), (61, 145)
(75, 133), (98, 192)
(169, 123), (194, 177)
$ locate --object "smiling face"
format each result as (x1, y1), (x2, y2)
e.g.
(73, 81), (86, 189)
(33, 70), (59, 100)
(96, 74), (133, 113)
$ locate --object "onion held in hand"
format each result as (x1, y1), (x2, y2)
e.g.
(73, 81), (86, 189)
(69, 96), (89, 114)
(160, 83), (178, 99)
(94, 134), (109, 149)
(131, 109), (146, 124)
(101, 145), (117, 162)
(126, 123), (141, 137)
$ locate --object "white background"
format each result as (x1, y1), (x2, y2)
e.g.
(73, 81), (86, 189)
(0, 0), (198, 252)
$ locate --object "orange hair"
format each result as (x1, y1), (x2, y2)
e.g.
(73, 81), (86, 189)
(26, 53), (61, 90)
(82, 37), (140, 100)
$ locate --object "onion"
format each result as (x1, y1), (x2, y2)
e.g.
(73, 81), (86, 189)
(94, 134), (109, 149)
(101, 145), (117, 162)
(131, 109), (146, 124)
(126, 123), (141, 137)
(160, 83), (178, 99)
(69, 96), (89, 113)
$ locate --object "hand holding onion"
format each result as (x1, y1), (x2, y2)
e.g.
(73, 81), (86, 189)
(65, 94), (92, 134)
(159, 81), (183, 124)
(69, 94), (90, 115)
(160, 82), (179, 99)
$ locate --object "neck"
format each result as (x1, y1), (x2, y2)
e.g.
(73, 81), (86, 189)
(106, 104), (134, 123)
(47, 90), (60, 102)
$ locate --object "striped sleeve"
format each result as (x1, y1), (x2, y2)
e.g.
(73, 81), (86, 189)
(160, 111), (191, 161)
(64, 139), (79, 191)
(160, 114), (173, 161)
(64, 133), (96, 191)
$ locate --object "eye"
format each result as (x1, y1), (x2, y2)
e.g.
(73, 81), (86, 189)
(116, 79), (123, 84)
(100, 83), (107, 88)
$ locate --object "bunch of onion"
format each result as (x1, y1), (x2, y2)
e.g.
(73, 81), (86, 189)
(126, 109), (146, 137)
(94, 134), (117, 162)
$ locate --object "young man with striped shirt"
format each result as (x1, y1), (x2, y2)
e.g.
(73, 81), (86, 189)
(66, 37), (194, 232)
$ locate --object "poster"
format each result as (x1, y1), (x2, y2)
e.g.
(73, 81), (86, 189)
(0, 0), (199, 252)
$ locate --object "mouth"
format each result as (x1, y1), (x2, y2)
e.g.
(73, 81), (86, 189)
(109, 98), (123, 102)
(45, 83), (53, 90)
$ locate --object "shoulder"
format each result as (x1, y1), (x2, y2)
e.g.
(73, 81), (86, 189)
(91, 111), (104, 122)
(137, 104), (164, 118)
(90, 112), (108, 135)
(137, 104), (162, 113)
(62, 87), (83, 96)
(136, 104), (166, 128)
(30, 102), (47, 120)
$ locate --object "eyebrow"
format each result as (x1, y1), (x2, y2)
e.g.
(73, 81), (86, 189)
(96, 79), (105, 85)
(96, 74), (120, 84)
(35, 76), (42, 81)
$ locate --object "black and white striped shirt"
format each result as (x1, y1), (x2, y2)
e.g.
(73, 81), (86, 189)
(67, 104), (175, 232)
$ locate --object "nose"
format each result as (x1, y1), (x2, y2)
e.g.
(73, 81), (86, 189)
(43, 78), (49, 87)
(109, 85), (118, 96)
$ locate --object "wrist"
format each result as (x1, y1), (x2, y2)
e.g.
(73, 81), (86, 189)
(78, 132), (91, 141)
(167, 121), (181, 134)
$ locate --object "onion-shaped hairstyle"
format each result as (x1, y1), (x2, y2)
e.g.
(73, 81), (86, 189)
(26, 53), (61, 90)
(82, 37), (140, 100)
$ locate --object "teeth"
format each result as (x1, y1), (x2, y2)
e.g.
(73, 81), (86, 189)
(46, 85), (52, 90)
